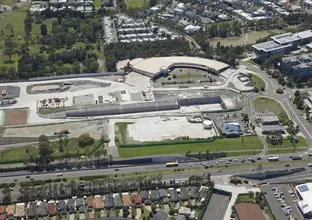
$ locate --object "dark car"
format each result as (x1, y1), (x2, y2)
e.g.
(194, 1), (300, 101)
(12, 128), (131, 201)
(285, 164), (290, 167)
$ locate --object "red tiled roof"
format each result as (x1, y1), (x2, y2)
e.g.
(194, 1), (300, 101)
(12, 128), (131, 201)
(132, 194), (141, 204)
(48, 203), (56, 215)
(0, 206), (4, 214)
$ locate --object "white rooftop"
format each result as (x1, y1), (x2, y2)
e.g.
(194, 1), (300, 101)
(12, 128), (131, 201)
(130, 56), (229, 75)
(296, 183), (312, 214)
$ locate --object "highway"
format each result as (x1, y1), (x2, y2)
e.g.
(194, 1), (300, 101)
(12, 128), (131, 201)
(0, 153), (311, 184)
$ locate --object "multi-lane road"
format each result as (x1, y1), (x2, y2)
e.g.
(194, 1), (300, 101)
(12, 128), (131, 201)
(241, 61), (312, 149)
(0, 153), (311, 184)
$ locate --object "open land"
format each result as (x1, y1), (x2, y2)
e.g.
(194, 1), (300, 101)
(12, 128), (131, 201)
(0, 138), (104, 164)
(2, 119), (109, 139)
(126, 117), (217, 142)
(209, 29), (285, 47)
(118, 136), (263, 158)
(3, 109), (28, 126)
(253, 97), (288, 117)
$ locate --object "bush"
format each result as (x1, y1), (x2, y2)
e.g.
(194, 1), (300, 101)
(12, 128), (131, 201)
(78, 133), (95, 148)
(276, 88), (284, 94)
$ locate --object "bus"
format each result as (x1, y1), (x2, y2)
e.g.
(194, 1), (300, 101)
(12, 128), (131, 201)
(165, 162), (178, 167)
(268, 156), (279, 162)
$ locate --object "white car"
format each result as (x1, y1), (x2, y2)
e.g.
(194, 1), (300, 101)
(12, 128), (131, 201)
(308, 163), (312, 167)
(56, 173), (63, 176)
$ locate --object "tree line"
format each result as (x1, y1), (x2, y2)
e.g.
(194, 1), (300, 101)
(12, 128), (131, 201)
(105, 39), (191, 71)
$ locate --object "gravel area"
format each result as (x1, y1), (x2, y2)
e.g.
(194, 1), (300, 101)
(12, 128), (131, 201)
(127, 116), (216, 142)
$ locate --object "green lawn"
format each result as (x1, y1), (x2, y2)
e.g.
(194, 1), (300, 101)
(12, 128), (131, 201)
(94, 0), (101, 8)
(265, 208), (275, 220)
(0, 10), (27, 41)
(33, 18), (56, 36)
(118, 136), (263, 158)
(236, 194), (253, 203)
(251, 74), (266, 91)
(0, 138), (105, 164)
(266, 148), (306, 155)
(2, 0), (13, 6)
(268, 136), (307, 149)
(124, 0), (146, 8)
(253, 97), (289, 122)
(178, 74), (203, 78)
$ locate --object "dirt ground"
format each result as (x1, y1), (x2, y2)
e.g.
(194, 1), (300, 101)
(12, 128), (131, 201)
(3, 109), (28, 126)
(3, 119), (109, 139)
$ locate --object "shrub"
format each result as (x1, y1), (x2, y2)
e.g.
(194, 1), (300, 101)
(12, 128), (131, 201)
(78, 133), (95, 148)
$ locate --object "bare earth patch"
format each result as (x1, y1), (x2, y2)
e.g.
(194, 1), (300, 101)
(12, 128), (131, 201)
(3, 109), (28, 126)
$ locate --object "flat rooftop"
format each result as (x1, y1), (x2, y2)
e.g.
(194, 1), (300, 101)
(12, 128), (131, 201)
(252, 41), (291, 52)
(296, 183), (312, 214)
(261, 115), (279, 122)
(271, 30), (312, 44)
(130, 56), (229, 75)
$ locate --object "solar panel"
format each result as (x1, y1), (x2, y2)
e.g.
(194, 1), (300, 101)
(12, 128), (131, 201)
(298, 185), (309, 192)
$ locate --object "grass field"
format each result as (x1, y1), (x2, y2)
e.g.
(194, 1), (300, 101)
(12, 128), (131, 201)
(268, 136), (307, 149)
(253, 97), (288, 118)
(209, 29), (285, 47)
(264, 209), (275, 220)
(124, 0), (146, 8)
(0, 138), (104, 164)
(236, 194), (253, 203)
(2, 0), (13, 6)
(93, 0), (101, 8)
(118, 136), (263, 158)
(251, 74), (266, 91)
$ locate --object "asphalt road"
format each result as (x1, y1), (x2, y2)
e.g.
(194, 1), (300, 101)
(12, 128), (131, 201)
(240, 61), (312, 149)
(0, 154), (311, 184)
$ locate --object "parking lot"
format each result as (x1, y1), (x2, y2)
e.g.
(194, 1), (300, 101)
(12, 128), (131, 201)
(203, 193), (229, 220)
(262, 184), (303, 220)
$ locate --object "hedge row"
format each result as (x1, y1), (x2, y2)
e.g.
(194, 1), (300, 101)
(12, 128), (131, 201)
(119, 137), (217, 148)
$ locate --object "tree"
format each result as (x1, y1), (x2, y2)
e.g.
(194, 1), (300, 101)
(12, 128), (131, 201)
(276, 88), (284, 94)
(38, 135), (53, 166)
(3, 36), (15, 62)
(149, 0), (156, 7)
(40, 24), (48, 36)
(7, 67), (17, 80)
(78, 133), (95, 148)
(308, 78), (312, 88)
(256, 164), (263, 173)
(5, 24), (14, 36)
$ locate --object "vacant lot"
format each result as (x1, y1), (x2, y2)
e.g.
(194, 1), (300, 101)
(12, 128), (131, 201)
(3, 120), (109, 139)
(253, 97), (288, 117)
(3, 109), (28, 126)
(118, 136), (263, 158)
(210, 29), (285, 47)
(126, 117), (216, 142)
